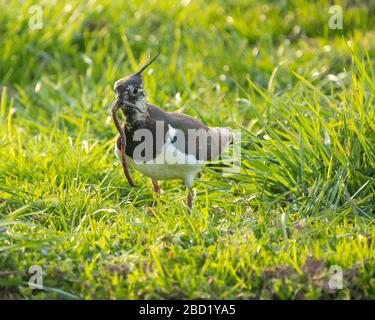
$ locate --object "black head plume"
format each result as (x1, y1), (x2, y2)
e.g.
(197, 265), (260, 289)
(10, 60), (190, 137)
(134, 51), (161, 76)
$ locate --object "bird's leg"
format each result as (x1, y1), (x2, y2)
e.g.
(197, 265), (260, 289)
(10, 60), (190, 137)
(187, 187), (193, 209)
(152, 179), (161, 194)
(151, 179), (160, 207)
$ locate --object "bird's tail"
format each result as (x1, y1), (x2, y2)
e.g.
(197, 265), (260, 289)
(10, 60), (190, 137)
(208, 127), (233, 160)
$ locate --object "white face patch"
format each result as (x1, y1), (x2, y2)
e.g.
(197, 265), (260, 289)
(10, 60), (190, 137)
(121, 82), (148, 128)
(127, 83), (144, 96)
(125, 94), (148, 128)
(127, 83), (135, 91)
(134, 96), (147, 119)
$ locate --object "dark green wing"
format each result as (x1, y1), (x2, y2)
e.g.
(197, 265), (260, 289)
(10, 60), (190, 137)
(147, 104), (223, 161)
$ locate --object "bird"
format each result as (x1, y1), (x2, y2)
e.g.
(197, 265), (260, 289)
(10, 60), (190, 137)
(111, 53), (233, 209)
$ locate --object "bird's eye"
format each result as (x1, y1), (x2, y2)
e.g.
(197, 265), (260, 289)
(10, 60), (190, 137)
(132, 88), (138, 95)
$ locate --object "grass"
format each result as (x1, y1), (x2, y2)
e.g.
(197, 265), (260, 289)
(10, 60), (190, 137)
(0, 0), (374, 299)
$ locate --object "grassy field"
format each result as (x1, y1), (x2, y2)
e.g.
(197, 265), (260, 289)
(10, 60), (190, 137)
(0, 0), (374, 299)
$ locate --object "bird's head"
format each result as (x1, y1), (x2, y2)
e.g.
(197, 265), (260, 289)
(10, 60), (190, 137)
(112, 52), (160, 112)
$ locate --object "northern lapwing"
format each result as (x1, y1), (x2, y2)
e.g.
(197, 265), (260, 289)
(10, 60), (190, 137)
(112, 53), (233, 209)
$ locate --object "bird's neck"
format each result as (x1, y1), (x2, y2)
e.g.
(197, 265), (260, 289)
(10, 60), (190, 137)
(123, 96), (149, 130)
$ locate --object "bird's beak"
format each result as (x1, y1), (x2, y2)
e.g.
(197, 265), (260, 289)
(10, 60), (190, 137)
(111, 97), (145, 113)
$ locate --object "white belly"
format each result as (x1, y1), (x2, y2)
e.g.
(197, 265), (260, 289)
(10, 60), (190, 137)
(129, 159), (202, 183)
(114, 127), (204, 187)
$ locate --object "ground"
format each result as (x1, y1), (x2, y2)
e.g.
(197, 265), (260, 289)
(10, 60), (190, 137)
(0, 0), (374, 299)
